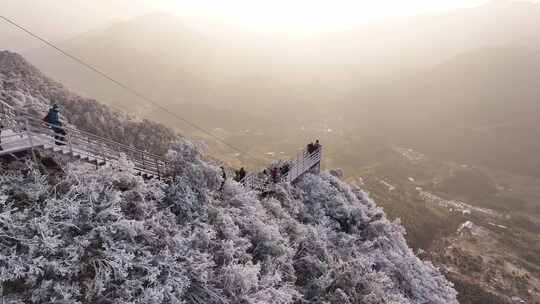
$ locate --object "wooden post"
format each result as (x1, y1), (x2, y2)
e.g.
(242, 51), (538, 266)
(115, 145), (121, 160)
(141, 152), (145, 169)
(317, 149), (322, 174)
(114, 145), (120, 171)
(88, 137), (97, 168)
(155, 158), (160, 179)
(101, 143), (106, 166)
(313, 148), (321, 174)
(300, 151), (305, 180)
(67, 131), (74, 159)
(298, 153), (304, 183)
(25, 119), (37, 163)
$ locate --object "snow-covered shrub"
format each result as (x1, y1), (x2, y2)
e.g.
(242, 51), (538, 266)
(0, 140), (458, 303)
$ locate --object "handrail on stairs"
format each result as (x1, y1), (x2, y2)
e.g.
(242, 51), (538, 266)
(19, 115), (165, 160)
(281, 148), (322, 183)
(0, 99), (168, 178)
(240, 145), (322, 191)
(0, 98), (15, 114)
(0, 99), (17, 129)
(1, 99), (163, 159)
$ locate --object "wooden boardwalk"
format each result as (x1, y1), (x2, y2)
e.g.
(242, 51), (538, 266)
(1, 99), (322, 187)
(0, 100), (167, 178)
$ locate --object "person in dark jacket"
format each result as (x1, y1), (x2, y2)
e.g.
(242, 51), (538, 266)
(220, 166), (227, 190)
(306, 142), (314, 155)
(234, 167), (246, 182)
(43, 104), (66, 145)
(43, 104), (61, 125)
(314, 139), (321, 152)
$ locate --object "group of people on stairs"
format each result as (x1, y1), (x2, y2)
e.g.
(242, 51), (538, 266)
(219, 139), (322, 192)
(266, 162), (291, 183)
(306, 139), (321, 155)
(234, 167), (247, 182)
(219, 166), (247, 190)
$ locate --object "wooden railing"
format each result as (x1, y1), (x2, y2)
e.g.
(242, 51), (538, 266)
(242, 172), (269, 192)
(0, 99), (17, 129)
(281, 147), (322, 183)
(241, 146), (322, 191)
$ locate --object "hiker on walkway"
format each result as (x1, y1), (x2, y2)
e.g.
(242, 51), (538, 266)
(313, 140), (321, 152)
(43, 104), (66, 146)
(220, 166), (227, 190)
(307, 142), (315, 155)
(234, 167), (246, 182)
(306, 139), (321, 155)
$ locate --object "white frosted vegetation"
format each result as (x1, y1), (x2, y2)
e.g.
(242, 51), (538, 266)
(0, 141), (458, 303)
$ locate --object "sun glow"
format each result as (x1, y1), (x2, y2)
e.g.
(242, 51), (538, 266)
(144, 0), (489, 33)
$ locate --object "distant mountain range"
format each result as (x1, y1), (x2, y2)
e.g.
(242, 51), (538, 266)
(24, 1), (540, 116)
(348, 47), (540, 177)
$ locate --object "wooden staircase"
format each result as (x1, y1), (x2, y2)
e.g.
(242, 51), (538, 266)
(241, 146), (322, 192)
(0, 99), (167, 179)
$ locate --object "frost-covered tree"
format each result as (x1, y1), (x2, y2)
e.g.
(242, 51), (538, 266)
(0, 139), (458, 303)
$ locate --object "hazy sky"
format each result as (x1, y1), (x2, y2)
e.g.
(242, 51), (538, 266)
(1, 0), (538, 51)
(142, 0), (491, 32)
(2, 0), (492, 37)
(1, 0), (150, 51)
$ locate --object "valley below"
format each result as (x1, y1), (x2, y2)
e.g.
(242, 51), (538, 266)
(350, 146), (540, 303)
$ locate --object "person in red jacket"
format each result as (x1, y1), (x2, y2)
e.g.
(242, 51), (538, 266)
(271, 167), (279, 183)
